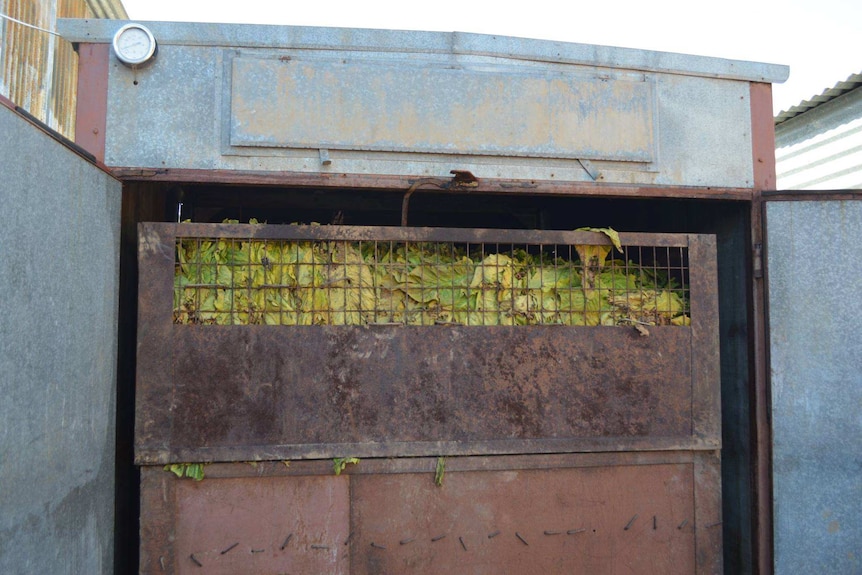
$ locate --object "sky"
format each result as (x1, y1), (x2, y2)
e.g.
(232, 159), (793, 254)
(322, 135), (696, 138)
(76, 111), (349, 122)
(120, 0), (861, 115)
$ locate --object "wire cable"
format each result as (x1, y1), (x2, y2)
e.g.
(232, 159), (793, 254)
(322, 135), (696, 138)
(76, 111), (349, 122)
(0, 12), (63, 37)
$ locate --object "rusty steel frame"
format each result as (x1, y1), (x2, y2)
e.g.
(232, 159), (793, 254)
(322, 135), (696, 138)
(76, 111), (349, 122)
(140, 451), (722, 574)
(113, 166), (755, 201)
(136, 223), (719, 465)
(750, 82), (776, 575)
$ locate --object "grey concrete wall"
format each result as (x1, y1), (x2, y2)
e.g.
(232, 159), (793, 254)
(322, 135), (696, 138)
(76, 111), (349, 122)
(0, 105), (121, 574)
(767, 199), (862, 573)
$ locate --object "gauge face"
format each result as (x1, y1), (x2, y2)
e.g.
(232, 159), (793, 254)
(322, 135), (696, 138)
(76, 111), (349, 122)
(113, 24), (157, 66)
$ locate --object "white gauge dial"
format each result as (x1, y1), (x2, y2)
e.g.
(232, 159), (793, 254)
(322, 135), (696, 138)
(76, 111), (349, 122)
(113, 24), (157, 67)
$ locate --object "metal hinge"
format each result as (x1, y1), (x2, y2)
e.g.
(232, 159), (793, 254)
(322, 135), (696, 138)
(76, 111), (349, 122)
(753, 243), (763, 279)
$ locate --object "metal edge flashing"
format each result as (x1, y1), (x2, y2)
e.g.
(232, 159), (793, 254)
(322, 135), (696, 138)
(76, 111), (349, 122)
(761, 189), (862, 201)
(57, 19), (789, 84)
(0, 93), (115, 176)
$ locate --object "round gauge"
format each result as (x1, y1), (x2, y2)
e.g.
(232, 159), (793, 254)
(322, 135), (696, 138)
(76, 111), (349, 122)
(112, 23), (157, 67)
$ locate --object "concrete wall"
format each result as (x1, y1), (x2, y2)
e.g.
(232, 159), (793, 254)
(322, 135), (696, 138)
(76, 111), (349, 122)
(767, 198), (862, 573)
(0, 104), (121, 574)
(58, 19), (788, 189)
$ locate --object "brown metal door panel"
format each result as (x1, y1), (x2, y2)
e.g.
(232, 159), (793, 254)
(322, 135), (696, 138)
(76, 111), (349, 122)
(140, 471), (350, 574)
(350, 465), (696, 574)
(148, 325), (692, 462)
(136, 223), (719, 464)
(139, 452), (721, 574)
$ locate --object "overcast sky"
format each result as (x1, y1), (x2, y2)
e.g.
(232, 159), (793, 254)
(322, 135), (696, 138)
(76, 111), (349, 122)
(121, 0), (861, 115)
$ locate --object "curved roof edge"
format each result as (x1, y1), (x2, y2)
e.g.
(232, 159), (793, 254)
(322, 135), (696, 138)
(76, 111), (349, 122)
(57, 18), (789, 84)
(775, 71), (862, 125)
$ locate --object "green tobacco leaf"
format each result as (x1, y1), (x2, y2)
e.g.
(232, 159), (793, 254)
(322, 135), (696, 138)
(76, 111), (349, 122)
(164, 463), (205, 481)
(575, 227), (623, 252)
(333, 457), (360, 476)
(434, 457), (446, 487)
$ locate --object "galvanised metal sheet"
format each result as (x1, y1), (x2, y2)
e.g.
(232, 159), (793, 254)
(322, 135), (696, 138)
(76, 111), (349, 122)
(58, 19), (784, 188)
(766, 197), (862, 574)
(135, 223), (720, 464)
(0, 99), (121, 575)
(139, 451), (723, 574)
(230, 56), (655, 162)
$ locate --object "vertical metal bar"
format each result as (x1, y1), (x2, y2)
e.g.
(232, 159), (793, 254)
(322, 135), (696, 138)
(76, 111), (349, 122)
(750, 80), (777, 575)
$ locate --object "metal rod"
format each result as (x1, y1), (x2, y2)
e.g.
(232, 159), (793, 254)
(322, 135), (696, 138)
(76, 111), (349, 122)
(401, 179), (447, 227)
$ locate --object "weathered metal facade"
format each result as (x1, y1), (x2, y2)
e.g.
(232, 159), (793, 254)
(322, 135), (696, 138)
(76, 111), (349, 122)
(54, 18), (790, 574)
(765, 193), (862, 574)
(57, 19), (786, 189)
(0, 97), (121, 574)
(0, 0), (126, 138)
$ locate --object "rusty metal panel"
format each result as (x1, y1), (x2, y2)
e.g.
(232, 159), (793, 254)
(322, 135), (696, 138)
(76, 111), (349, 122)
(141, 325), (692, 463)
(230, 55), (655, 163)
(139, 451), (722, 574)
(0, 0), (92, 139)
(350, 466), (694, 574)
(136, 223), (719, 464)
(140, 470), (350, 574)
(688, 234), (721, 441)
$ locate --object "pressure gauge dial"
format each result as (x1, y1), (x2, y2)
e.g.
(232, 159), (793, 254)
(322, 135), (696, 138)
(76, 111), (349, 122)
(112, 23), (157, 67)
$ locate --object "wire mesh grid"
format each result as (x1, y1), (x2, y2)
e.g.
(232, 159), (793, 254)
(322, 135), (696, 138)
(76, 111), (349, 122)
(173, 235), (690, 327)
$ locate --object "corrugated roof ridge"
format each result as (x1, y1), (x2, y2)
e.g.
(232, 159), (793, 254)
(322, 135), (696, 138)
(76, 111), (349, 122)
(775, 71), (862, 125)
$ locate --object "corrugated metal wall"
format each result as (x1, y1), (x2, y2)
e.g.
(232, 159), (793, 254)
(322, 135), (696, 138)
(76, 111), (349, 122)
(775, 87), (862, 190)
(0, 0), (126, 139)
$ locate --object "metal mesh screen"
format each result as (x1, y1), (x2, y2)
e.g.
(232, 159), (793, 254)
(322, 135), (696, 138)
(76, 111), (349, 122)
(173, 235), (689, 327)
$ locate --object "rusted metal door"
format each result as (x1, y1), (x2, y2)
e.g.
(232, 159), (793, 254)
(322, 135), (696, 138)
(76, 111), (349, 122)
(136, 223), (722, 573)
(142, 453), (722, 574)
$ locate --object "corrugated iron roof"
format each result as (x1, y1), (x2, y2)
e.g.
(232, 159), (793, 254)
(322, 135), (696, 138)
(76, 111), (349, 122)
(85, 0), (128, 19)
(775, 71), (862, 125)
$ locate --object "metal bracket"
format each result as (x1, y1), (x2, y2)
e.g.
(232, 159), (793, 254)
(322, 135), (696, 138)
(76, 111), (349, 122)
(578, 159), (602, 181)
(319, 148), (332, 166)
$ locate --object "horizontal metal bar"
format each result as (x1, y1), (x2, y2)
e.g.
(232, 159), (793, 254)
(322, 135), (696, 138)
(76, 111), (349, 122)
(761, 189), (862, 202)
(139, 450), (709, 477)
(135, 435), (721, 466)
(150, 222), (693, 247)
